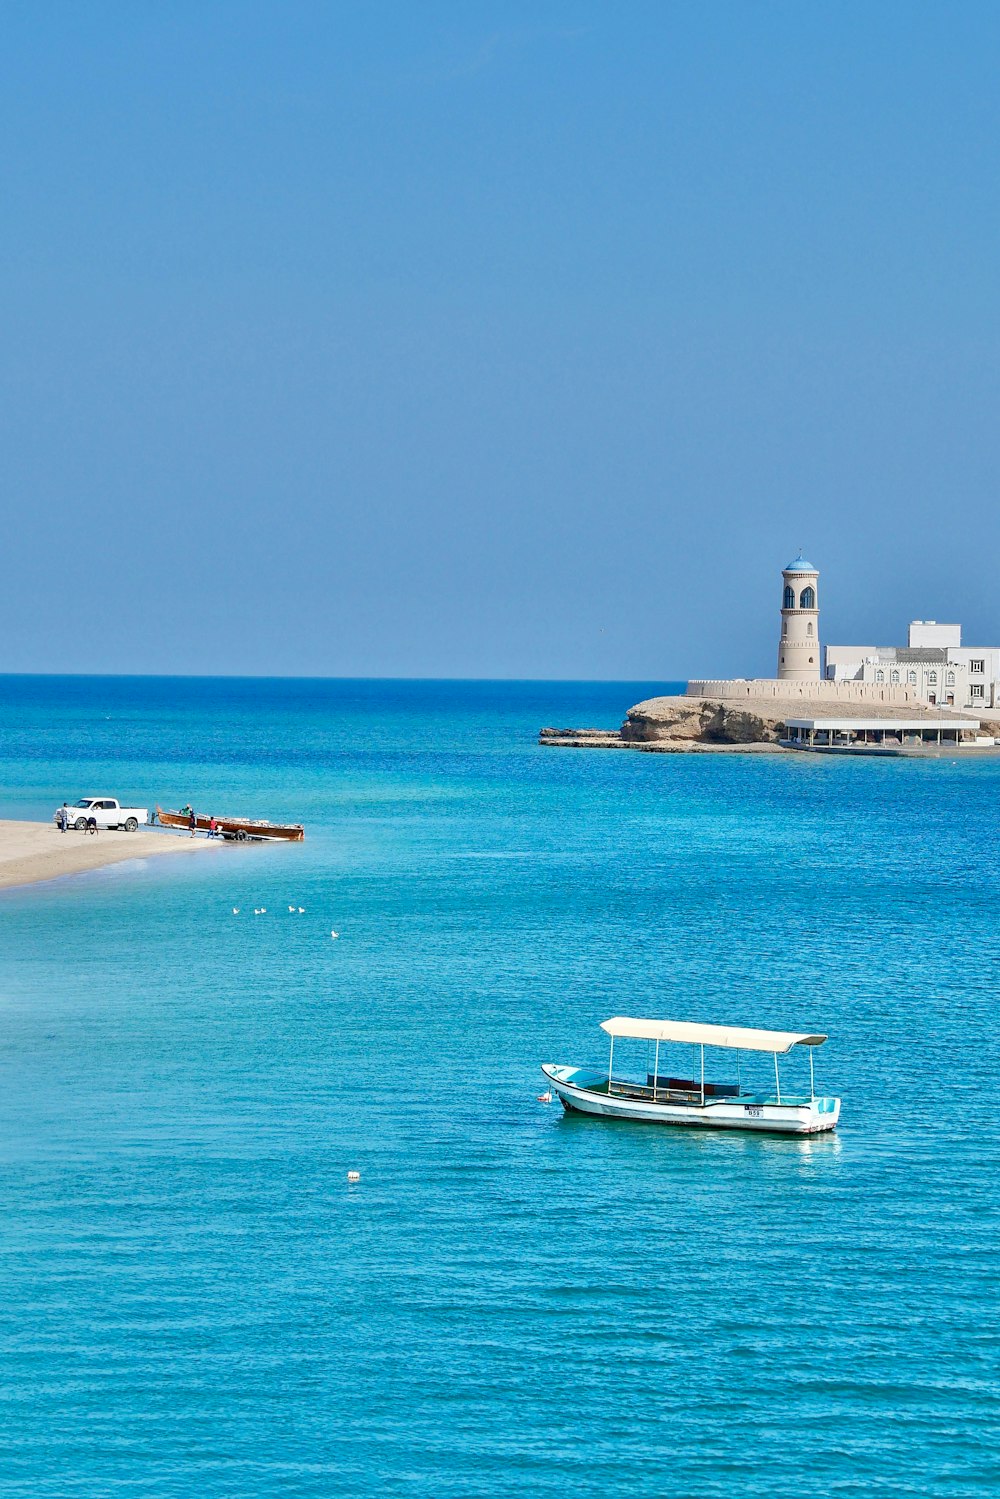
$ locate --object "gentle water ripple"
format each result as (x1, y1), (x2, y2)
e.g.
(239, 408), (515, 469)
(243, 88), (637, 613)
(0, 678), (997, 1496)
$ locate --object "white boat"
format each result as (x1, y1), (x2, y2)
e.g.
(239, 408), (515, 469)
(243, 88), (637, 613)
(542, 1017), (841, 1135)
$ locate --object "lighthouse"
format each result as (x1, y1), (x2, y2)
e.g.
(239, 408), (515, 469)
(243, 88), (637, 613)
(777, 555), (820, 681)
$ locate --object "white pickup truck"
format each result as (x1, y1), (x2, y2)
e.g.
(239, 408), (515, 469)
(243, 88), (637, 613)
(54, 798), (150, 832)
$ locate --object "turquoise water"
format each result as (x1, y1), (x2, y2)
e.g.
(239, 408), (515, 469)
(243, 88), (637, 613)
(1, 676), (998, 1497)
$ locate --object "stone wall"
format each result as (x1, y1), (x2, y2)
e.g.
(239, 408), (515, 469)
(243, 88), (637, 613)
(686, 678), (918, 705)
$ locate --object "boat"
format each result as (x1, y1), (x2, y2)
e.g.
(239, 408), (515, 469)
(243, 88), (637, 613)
(155, 806), (305, 842)
(542, 1017), (841, 1135)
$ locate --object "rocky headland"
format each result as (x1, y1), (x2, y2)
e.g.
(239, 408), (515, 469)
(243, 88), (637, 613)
(539, 696), (789, 752)
(539, 694), (1000, 753)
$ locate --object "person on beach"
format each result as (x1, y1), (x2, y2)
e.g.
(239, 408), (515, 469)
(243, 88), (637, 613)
(57, 806), (67, 833)
(208, 816), (217, 838)
(189, 809), (197, 837)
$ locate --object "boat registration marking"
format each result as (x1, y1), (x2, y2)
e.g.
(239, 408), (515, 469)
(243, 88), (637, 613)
(744, 1105), (763, 1117)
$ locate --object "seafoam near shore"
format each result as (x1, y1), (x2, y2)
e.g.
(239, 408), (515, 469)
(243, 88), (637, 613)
(0, 818), (216, 890)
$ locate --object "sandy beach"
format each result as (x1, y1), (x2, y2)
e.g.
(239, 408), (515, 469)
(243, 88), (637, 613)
(0, 819), (216, 890)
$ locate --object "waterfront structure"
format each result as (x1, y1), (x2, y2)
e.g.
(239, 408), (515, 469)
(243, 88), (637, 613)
(825, 620), (1000, 710)
(783, 715), (986, 753)
(777, 555), (820, 681)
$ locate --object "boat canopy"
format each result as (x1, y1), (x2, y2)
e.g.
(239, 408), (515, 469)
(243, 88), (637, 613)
(600, 1017), (826, 1053)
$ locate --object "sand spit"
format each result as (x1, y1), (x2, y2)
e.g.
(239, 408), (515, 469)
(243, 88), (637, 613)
(0, 819), (217, 891)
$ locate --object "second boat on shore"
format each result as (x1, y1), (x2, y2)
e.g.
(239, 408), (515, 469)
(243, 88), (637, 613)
(155, 806), (305, 841)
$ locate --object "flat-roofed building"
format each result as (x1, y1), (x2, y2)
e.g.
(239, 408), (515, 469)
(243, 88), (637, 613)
(825, 621), (1000, 710)
(784, 714), (987, 753)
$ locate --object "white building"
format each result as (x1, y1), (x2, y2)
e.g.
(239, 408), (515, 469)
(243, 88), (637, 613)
(825, 621), (1000, 710)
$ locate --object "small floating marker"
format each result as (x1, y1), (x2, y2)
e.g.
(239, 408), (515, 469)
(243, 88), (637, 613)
(347, 1170), (360, 1183)
(537, 1091), (552, 1103)
(232, 908), (240, 915)
(288, 905), (296, 913)
(298, 907), (306, 914)
(331, 930), (339, 939)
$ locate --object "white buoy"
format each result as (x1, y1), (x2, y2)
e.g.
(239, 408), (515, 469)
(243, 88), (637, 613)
(288, 905), (296, 913)
(537, 1091), (552, 1103)
(331, 930), (339, 939)
(232, 908), (240, 915)
(298, 907), (305, 914)
(347, 1170), (360, 1183)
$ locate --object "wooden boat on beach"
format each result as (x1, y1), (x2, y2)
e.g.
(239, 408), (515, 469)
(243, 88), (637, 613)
(155, 806), (305, 842)
(542, 1016), (840, 1135)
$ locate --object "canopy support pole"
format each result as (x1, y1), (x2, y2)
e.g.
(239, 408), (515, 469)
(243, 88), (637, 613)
(700, 1045), (705, 1107)
(653, 1038), (660, 1102)
(736, 1048), (742, 1097)
(809, 1048), (815, 1102)
(608, 1034), (614, 1095)
(774, 1052), (781, 1105)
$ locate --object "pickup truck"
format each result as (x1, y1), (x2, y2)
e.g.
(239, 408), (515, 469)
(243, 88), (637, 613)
(54, 798), (150, 832)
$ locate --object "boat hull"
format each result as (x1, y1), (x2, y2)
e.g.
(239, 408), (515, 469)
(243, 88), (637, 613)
(156, 807), (305, 841)
(541, 1065), (840, 1135)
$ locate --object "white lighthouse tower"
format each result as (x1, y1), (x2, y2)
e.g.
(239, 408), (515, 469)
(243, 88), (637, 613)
(777, 555), (820, 681)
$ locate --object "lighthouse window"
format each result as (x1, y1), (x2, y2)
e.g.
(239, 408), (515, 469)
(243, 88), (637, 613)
(807, 622), (813, 636)
(783, 585), (795, 609)
(799, 586), (815, 609)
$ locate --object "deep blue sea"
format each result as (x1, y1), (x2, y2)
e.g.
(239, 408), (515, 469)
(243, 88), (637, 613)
(0, 676), (998, 1497)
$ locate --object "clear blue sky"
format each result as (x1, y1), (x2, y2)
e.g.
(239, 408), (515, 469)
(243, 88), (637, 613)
(3, 1), (1000, 678)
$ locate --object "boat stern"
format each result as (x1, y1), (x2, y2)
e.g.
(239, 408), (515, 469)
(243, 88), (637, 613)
(809, 1095), (841, 1131)
(541, 1063), (611, 1110)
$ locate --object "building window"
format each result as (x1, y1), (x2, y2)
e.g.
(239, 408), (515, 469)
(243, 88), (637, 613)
(971, 659), (984, 673)
(946, 671), (955, 687)
(971, 684), (984, 699)
(782, 620), (787, 637)
(907, 670), (916, 684)
(783, 585), (795, 609)
(927, 671), (938, 685)
(799, 586), (816, 609)
(890, 670), (900, 684)
(807, 622), (813, 636)
(876, 669), (885, 683)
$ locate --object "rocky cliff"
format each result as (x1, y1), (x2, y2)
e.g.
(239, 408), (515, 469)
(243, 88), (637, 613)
(621, 695), (787, 745)
(539, 693), (1000, 752)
